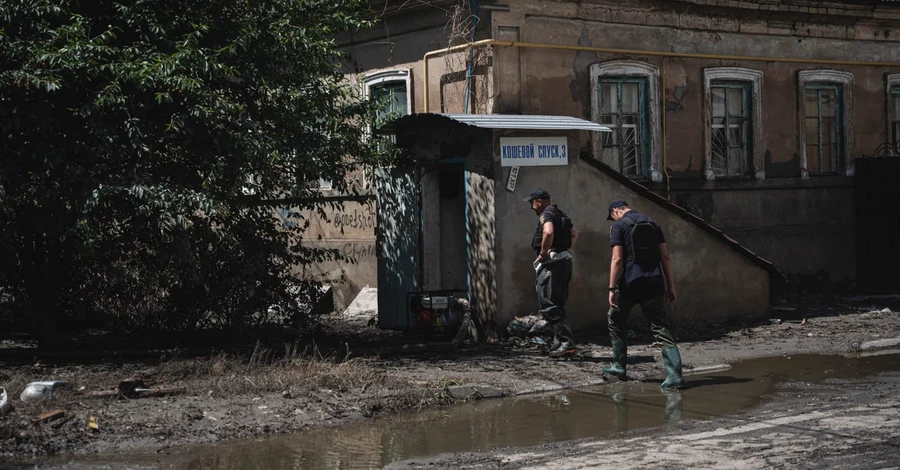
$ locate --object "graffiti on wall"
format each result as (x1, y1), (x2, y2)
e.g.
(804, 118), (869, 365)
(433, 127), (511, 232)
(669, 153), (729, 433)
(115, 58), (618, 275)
(342, 241), (376, 261)
(274, 204), (377, 235)
(333, 205), (376, 232)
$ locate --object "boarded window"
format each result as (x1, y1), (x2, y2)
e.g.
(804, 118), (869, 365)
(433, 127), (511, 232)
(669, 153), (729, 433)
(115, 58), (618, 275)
(710, 82), (752, 177)
(803, 84), (843, 175)
(598, 78), (650, 178)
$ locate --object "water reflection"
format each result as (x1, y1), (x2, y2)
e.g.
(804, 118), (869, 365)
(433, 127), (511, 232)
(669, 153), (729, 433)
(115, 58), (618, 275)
(42, 353), (900, 470)
(181, 373), (770, 470)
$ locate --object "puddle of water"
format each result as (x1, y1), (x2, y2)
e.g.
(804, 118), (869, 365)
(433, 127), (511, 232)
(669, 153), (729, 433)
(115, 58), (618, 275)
(44, 353), (900, 470)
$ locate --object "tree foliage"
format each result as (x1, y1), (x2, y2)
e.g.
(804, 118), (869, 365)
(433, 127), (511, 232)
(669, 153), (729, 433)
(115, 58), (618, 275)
(0, 0), (385, 341)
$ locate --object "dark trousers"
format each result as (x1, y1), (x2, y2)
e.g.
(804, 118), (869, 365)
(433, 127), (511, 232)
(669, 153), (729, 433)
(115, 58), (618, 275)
(607, 293), (677, 347)
(535, 259), (572, 324)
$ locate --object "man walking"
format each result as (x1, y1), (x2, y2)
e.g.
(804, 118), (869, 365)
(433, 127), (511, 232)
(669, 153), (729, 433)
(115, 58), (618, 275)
(603, 199), (684, 390)
(525, 188), (579, 358)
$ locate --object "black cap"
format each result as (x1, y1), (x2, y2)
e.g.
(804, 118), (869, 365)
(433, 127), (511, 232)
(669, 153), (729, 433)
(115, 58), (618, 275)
(524, 188), (551, 203)
(607, 199), (628, 220)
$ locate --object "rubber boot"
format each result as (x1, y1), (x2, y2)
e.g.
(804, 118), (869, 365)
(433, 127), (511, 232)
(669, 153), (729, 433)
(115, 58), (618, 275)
(548, 321), (576, 358)
(660, 346), (685, 390)
(602, 340), (627, 377)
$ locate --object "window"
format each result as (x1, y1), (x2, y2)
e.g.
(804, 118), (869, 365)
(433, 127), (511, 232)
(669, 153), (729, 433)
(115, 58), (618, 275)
(370, 81), (409, 125)
(797, 70), (854, 178)
(892, 88), (900, 153)
(702, 68), (764, 180)
(803, 85), (842, 174)
(363, 70), (412, 129)
(590, 61), (662, 182)
(710, 83), (752, 177)
(886, 74), (900, 155)
(361, 70), (412, 188)
(598, 79), (649, 177)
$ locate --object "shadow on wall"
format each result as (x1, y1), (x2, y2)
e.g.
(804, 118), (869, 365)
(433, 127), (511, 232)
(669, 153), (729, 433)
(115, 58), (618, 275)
(375, 166), (419, 329)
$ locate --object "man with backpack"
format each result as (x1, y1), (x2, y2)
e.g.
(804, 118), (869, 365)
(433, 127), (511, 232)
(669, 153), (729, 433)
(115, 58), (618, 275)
(603, 199), (684, 390)
(525, 188), (579, 359)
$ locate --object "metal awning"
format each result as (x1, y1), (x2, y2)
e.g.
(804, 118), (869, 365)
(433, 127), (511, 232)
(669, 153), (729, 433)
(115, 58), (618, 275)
(376, 113), (611, 134)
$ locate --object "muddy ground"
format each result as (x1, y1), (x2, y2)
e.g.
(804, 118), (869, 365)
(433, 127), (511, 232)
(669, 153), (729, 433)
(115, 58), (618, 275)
(1, 294), (899, 464)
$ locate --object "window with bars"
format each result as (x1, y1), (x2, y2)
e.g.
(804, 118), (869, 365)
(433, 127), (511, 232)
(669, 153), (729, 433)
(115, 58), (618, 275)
(803, 84), (843, 174)
(892, 87), (900, 153)
(598, 78), (650, 178)
(710, 82), (752, 177)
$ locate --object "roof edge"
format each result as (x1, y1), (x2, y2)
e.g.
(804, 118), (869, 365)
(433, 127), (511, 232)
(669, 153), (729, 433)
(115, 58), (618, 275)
(580, 154), (787, 283)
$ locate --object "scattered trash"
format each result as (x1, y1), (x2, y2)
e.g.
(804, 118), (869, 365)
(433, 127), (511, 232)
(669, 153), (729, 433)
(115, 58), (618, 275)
(769, 319), (782, 324)
(20, 381), (71, 402)
(651, 341), (663, 348)
(0, 387), (13, 416)
(503, 315), (553, 348)
(807, 333), (814, 337)
(88, 381), (184, 399)
(88, 416), (99, 431)
(801, 318), (808, 326)
(862, 308), (893, 315)
(282, 390), (293, 399)
(32, 410), (65, 425)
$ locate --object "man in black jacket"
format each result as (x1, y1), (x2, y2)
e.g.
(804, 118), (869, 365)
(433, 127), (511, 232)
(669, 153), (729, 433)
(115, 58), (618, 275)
(525, 188), (579, 358)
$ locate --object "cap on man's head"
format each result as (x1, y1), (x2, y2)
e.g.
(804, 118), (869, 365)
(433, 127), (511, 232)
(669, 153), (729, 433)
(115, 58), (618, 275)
(524, 188), (551, 203)
(607, 199), (629, 220)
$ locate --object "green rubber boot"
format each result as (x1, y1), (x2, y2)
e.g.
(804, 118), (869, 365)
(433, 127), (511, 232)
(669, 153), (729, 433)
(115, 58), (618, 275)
(660, 346), (685, 390)
(602, 340), (627, 377)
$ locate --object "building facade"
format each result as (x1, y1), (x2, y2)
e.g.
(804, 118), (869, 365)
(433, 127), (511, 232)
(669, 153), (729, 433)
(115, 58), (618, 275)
(330, 0), (900, 303)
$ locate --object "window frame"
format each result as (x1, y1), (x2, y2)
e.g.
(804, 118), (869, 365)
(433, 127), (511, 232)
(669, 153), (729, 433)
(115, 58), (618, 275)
(702, 67), (764, 180)
(597, 77), (651, 178)
(590, 61), (662, 182)
(358, 69), (413, 189)
(803, 84), (843, 176)
(797, 70), (854, 178)
(885, 74), (900, 155)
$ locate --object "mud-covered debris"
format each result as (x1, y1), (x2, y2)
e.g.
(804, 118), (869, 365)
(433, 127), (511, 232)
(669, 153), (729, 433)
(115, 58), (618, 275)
(33, 410), (65, 425)
(282, 390), (293, 399)
(0, 387), (13, 416)
(88, 416), (99, 431)
(20, 381), (70, 402)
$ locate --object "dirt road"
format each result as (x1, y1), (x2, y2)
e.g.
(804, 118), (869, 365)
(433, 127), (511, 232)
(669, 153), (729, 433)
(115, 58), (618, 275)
(2, 295), (899, 462)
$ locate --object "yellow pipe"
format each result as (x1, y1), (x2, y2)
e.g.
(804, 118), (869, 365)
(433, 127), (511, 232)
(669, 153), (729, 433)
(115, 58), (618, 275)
(422, 39), (900, 112)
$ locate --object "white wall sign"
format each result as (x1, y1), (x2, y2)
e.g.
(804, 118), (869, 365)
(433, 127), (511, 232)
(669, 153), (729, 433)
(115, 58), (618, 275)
(500, 137), (569, 167)
(506, 166), (520, 192)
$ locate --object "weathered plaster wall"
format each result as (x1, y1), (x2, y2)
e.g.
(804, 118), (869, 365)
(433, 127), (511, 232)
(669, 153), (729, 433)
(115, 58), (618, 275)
(287, 190), (378, 312)
(491, 130), (770, 330)
(484, 0), (900, 286)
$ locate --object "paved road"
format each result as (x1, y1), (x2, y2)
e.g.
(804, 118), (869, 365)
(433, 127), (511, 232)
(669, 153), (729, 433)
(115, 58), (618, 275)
(390, 369), (900, 469)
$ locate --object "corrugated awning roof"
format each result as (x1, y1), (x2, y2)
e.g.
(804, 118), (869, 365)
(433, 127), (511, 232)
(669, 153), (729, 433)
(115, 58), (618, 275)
(376, 113), (612, 134)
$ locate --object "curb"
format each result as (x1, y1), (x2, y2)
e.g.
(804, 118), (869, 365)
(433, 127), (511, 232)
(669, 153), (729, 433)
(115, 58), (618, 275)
(685, 364), (732, 376)
(859, 337), (900, 351)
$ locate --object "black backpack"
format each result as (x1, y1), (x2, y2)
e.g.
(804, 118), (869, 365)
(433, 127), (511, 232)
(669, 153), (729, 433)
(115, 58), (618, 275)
(621, 215), (660, 264)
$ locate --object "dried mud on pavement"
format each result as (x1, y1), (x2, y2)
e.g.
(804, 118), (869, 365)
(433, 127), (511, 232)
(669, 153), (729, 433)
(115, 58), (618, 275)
(1, 295), (899, 462)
